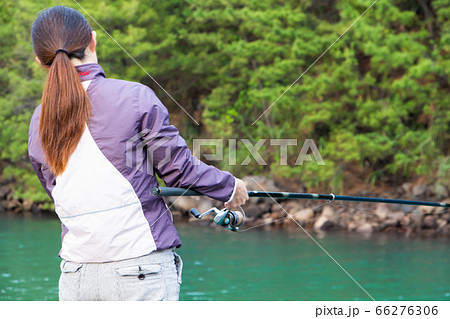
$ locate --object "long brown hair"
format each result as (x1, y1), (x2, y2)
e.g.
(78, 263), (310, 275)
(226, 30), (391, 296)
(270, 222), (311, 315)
(32, 6), (92, 175)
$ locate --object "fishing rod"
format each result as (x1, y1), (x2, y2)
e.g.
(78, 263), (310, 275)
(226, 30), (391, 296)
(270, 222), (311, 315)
(151, 186), (449, 208)
(151, 186), (449, 232)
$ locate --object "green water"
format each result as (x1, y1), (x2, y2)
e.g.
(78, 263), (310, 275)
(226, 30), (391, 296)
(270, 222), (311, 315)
(0, 213), (449, 301)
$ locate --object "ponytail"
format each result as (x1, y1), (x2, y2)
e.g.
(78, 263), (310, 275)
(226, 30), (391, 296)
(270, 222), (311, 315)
(32, 6), (93, 175)
(39, 51), (91, 175)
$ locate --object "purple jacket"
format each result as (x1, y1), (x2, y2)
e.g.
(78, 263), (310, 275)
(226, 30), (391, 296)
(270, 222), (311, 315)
(28, 63), (236, 263)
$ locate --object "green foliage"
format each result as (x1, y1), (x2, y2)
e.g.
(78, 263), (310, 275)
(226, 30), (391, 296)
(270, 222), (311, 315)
(184, 0), (449, 191)
(0, 0), (59, 205)
(0, 0), (448, 206)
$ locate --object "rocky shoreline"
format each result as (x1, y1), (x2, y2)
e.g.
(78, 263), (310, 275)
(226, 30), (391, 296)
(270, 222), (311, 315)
(1, 175), (449, 237)
(167, 176), (450, 238)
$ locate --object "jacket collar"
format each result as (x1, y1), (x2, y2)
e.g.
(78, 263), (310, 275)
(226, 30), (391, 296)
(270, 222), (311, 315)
(75, 63), (106, 82)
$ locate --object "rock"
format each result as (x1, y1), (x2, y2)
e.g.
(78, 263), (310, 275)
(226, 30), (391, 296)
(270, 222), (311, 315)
(356, 223), (373, 233)
(261, 213), (273, 224)
(312, 203), (325, 214)
(314, 215), (333, 231)
(258, 201), (272, 214)
(314, 207), (335, 231)
(434, 206), (445, 215)
(271, 210), (285, 219)
(375, 203), (389, 219)
(5, 189), (15, 201)
(6, 199), (20, 210)
(442, 224), (450, 235)
(281, 201), (302, 216)
(410, 210), (423, 228)
(271, 203), (283, 214)
(245, 201), (272, 219)
(0, 186), (10, 199)
(347, 221), (357, 232)
(244, 205), (265, 219)
(399, 205), (414, 214)
(400, 215), (412, 226)
(338, 212), (351, 221)
(22, 199), (33, 211)
(31, 202), (42, 214)
(401, 183), (412, 193)
(261, 213), (271, 219)
(238, 176), (279, 217)
(412, 185), (427, 197)
(381, 211), (404, 229)
(381, 218), (399, 228)
(436, 218), (447, 230)
(321, 205), (335, 218)
(434, 186), (449, 198)
(419, 206), (434, 214)
(337, 212), (351, 228)
(291, 208), (314, 223)
(388, 211), (405, 222)
(422, 215), (436, 229)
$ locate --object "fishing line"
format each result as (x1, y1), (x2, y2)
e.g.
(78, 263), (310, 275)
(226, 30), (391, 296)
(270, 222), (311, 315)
(237, 202), (327, 233)
(249, 181), (376, 301)
(326, 202), (379, 217)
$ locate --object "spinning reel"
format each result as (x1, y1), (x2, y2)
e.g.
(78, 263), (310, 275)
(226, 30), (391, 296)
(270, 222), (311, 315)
(189, 207), (245, 232)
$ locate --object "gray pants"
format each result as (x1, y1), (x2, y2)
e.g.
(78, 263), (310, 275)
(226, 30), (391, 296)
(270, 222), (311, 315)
(59, 249), (183, 301)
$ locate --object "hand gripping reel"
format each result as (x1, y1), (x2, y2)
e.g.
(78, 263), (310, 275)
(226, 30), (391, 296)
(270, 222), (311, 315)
(189, 207), (245, 232)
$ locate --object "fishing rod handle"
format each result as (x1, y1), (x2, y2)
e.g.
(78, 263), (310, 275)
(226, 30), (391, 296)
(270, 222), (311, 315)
(151, 186), (202, 197)
(152, 186), (319, 199)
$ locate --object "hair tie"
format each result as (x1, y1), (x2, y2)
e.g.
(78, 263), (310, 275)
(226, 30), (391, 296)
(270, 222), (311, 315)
(54, 49), (69, 56)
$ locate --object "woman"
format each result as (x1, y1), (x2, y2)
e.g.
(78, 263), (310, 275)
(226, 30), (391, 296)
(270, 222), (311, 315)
(28, 6), (248, 301)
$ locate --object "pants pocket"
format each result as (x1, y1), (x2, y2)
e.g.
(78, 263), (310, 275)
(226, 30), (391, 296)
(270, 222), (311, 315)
(59, 260), (83, 301)
(115, 263), (165, 301)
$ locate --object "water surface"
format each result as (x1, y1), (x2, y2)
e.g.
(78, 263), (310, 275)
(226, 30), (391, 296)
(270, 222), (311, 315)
(0, 213), (448, 301)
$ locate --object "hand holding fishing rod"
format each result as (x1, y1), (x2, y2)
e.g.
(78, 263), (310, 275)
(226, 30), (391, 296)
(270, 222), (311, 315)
(225, 178), (249, 209)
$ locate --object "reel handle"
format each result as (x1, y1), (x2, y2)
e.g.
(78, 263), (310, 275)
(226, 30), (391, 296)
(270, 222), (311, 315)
(190, 208), (201, 219)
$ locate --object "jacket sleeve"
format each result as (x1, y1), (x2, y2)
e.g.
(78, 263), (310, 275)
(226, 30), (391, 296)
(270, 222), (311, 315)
(137, 86), (236, 203)
(29, 154), (54, 202)
(28, 111), (54, 202)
